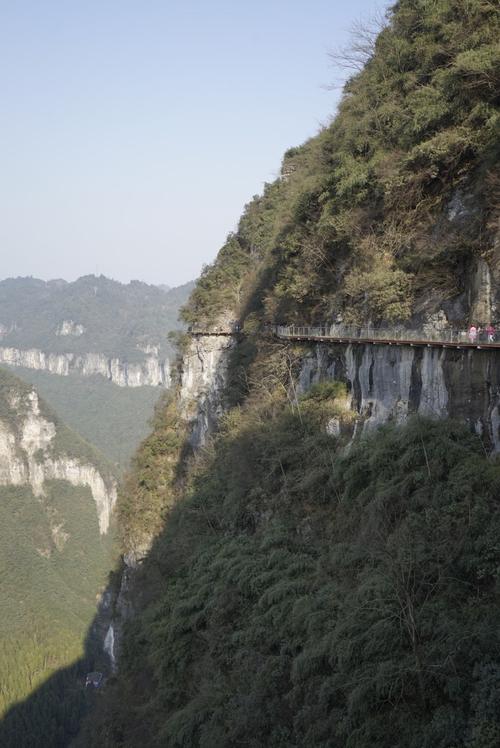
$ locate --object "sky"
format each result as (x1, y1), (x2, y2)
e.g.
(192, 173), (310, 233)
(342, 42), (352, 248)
(1, 0), (383, 287)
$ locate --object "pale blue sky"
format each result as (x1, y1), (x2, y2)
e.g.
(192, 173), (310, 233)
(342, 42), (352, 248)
(1, 0), (383, 286)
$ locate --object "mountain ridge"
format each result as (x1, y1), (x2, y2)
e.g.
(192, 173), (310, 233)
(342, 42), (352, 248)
(7, 1), (500, 745)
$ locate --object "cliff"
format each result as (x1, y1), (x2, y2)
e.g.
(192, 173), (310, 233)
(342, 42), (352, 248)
(0, 368), (118, 732)
(297, 341), (500, 448)
(0, 370), (117, 532)
(180, 331), (237, 447)
(65, 1), (500, 745)
(0, 274), (193, 386)
(0, 346), (171, 387)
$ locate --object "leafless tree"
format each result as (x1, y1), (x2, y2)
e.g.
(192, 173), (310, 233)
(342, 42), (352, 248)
(328, 7), (388, 83)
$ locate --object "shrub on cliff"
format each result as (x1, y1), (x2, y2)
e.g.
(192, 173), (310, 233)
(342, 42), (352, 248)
(181, 0), (499, 327)
(79, 414), (500, 747)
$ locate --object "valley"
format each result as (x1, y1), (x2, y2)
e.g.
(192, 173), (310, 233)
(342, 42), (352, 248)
(2, 0), (500, 746)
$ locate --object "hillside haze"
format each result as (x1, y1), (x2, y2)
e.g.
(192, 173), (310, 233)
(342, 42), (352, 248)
(0, 275), (193, 383)
(0, 275), (193, 468)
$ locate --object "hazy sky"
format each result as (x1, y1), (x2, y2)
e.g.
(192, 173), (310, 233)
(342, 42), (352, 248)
(1, 0), (383, 287)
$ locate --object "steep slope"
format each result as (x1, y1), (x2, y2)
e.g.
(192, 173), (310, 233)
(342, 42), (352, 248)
(0, 368), (117, 742)
(81, 413), (500, 748)
(11, 369), (163, 468)
(76, 1), (500, 746)
(182, 0), (499, 331)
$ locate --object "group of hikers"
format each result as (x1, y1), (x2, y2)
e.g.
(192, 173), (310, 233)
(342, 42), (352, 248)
(468, 323), (496, 343)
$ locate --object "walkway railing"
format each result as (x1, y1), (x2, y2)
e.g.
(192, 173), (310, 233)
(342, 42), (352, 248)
(270, 324), (500, 349)
(187, 323), (500, 349)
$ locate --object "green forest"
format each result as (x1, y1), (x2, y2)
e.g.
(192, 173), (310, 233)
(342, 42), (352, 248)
(0, 481), (113, 747)
(0, 275), (193, 359)
(79, 393), (500, 747)
(5, 0), (500, 745)
(75, 1), (500, 745)
(0, 370), (116, 746)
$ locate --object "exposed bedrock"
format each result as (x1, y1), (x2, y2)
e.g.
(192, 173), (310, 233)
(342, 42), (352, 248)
(180, 333), (236, 448)
(0, 346), (171, 387)
(298, 342), (500, 449)
(0, 390), (116, 533)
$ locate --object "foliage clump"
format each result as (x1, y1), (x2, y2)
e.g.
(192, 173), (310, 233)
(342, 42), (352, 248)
(80, 415), (500, 747)
(71, 2), (500, 746)
(181, 0), (500, 327)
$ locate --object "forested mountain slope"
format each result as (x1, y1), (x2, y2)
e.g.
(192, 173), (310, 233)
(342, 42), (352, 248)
(73, 1), (500, 746)
(0, 275), (192, 469)
(0, 275), (193, 389)
(81, 414), (500, 748)
(0, 275), (192, 362)
(0, 369), (117, 745)
(183, 0), (499, 330)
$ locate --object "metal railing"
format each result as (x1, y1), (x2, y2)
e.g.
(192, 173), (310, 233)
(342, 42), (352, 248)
(186, 322), (500, 348)
(269, 324), (499, 347)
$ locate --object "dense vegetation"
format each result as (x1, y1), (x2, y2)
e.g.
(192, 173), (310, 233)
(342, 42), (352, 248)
(0, 370), (116, 745)
(80, 394), (500, 746)
(182, 0), (499, 327)
(0, 275), (193, 359)
(0, 481), (113, 747)
(11, 1), (500, 745)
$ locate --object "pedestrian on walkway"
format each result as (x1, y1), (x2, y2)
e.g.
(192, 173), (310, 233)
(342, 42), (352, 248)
(468, 324), (478, 343)
(486, 323), (496, 343)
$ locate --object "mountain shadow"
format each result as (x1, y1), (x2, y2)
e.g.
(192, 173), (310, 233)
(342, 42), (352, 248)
(0, 598), (110, 748)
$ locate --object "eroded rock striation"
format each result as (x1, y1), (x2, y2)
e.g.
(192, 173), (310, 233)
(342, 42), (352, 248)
(0, 387), (116, 533)
(0, 346), (171, 387)
(297, 341), (500, 449)
(180, 332), (236, 448)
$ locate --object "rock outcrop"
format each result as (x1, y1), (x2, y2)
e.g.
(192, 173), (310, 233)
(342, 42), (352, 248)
(106, 329), (236, 665)
(56, 320), (86, 337)
(0, 388), (116, 533)
(297, 341), (500, 449)
(0, 346), (171, 387)
(180, 333), (236, 447)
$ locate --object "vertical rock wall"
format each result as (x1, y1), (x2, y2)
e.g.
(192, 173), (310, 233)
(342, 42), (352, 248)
(180, 334), (236, 448)
(0, 347), (171, 387)
(297, 342), (500, 449)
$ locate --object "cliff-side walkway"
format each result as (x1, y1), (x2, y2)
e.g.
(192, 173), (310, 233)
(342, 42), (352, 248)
(188, 324), (500, 350)
(270, 324), (500, 350)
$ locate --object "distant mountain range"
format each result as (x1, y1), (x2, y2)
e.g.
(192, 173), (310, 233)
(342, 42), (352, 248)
(0, 274), (194, 365)
(0, 274), (194, 469)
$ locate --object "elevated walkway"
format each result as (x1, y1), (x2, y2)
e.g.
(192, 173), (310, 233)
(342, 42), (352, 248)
(187, 324), (500, 351)
(270, 325), (500, 351)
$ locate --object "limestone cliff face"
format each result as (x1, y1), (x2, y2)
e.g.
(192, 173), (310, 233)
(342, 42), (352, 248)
(106, 331), (236, 663)
(180, 333), (236, 448)
(0, 388), (116, 533)
(297, 342), (500, 449)
(0, 346), (171, 387)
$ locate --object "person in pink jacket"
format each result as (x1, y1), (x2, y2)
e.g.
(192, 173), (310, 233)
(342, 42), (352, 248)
(468, 325), (478, 343)
(486, 323), (496, 343)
